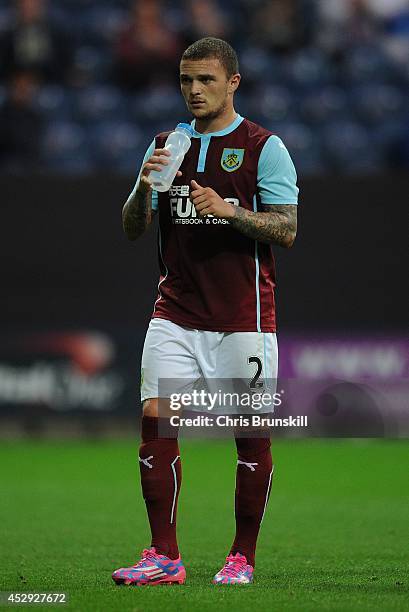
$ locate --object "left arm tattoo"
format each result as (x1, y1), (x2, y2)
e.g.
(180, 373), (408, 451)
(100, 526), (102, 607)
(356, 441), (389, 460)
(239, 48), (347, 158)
(229, 204), (297, 247)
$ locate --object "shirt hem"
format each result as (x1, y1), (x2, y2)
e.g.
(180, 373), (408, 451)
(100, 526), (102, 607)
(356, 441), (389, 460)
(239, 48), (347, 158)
(152, 313), (276, 333)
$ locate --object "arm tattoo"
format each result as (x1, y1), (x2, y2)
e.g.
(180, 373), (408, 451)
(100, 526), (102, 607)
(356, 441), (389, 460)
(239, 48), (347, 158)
(122, 188), (155, 240)
(229, 204), (297, 247)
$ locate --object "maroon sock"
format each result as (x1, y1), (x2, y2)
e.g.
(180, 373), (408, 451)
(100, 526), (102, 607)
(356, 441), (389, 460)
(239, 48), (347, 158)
(139, 415), (181, 560)
(230, 436), (274, 567)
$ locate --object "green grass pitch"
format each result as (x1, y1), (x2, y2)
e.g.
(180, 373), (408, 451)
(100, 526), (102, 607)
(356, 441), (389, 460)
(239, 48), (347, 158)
(1, 439), (408, 611)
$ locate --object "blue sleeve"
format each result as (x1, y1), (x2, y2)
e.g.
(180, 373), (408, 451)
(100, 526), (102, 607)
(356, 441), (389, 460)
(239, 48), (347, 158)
(257, 135), (299, 205)
(130, 139), (158, 210)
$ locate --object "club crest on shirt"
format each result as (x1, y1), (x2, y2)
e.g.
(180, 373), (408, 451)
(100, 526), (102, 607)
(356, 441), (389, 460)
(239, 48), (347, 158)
(221, 148), (245, 172)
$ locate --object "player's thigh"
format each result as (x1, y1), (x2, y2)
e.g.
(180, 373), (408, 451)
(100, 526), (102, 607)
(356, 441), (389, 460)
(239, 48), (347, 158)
(141, 318), (201, 406)
(215, 331), (278, 383)
(199, 332), (278, 415)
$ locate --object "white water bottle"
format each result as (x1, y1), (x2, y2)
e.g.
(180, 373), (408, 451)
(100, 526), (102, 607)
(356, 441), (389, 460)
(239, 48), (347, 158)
(149, 123), (194, 192)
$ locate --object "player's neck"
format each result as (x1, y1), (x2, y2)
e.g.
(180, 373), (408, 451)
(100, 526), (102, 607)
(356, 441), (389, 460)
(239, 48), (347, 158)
(194, 108), (238, 135)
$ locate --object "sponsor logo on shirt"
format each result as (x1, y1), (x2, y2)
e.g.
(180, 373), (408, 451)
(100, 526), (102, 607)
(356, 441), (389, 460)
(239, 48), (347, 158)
(169, 185), (239, 225)
(221, 148), (245, 172)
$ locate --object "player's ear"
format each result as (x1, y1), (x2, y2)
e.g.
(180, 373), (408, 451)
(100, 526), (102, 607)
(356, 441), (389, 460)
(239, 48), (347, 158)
(229, 73), (241, 94)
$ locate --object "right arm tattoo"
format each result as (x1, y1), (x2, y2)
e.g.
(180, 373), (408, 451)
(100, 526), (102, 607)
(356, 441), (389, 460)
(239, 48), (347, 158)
(122, 188), (155, 240)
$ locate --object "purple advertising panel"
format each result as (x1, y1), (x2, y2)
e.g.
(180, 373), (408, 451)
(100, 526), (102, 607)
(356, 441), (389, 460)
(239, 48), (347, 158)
(276, 336), (409, 437)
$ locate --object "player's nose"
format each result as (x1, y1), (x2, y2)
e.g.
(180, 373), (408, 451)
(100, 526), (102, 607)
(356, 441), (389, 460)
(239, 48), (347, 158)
(190, 80), (203, 95)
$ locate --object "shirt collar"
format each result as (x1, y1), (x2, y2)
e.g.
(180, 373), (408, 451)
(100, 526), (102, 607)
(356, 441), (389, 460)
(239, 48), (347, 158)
(190, 114), (244, 138)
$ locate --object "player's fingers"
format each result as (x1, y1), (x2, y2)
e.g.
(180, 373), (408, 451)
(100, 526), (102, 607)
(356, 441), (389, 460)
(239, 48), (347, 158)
(191, 179), (203, 190)
(192, 195), (208, 207)
(154, 148), (171, 157)
(191, 187), (206, 199)
(148, 155), (169, 165)
(195, 201), (211, 213)
(176, 170), (182, 176)
(141, 163), (164, 174)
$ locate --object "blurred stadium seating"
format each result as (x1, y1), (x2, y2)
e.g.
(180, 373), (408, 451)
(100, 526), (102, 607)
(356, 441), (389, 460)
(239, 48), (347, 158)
(0, 0), (408, 175)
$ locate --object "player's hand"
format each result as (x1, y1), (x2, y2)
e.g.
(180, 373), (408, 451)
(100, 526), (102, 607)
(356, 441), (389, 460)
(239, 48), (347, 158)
(138, 149), (182, 194)
(190, 180), (236, 219)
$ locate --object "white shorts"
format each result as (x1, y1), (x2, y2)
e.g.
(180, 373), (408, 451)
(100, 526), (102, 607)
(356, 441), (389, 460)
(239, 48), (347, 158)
(140, 318), (278, 414)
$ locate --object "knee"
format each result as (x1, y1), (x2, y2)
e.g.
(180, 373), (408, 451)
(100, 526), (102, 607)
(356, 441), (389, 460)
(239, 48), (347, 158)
(143, 399), (159, 417)
(143, 399), (174, 418)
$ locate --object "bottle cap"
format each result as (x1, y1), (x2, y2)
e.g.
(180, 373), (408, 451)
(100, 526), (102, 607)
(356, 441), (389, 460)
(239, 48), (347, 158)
(176, 123), (194, 136)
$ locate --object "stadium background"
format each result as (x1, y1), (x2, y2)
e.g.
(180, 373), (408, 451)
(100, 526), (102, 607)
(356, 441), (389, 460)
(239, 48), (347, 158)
(1, 2), (408, 610)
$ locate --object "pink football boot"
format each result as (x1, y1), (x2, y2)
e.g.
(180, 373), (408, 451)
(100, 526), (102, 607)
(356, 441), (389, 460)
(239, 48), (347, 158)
(213, 552), (254, 585)
(112, 547), (186, 586)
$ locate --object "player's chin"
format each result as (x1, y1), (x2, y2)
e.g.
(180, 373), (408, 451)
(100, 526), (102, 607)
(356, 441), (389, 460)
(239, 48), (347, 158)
(189, 104), (208, 117)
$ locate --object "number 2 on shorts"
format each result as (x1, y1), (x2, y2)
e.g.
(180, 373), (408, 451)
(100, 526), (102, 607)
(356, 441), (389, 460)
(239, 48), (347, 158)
(248, 356), (263, 389)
